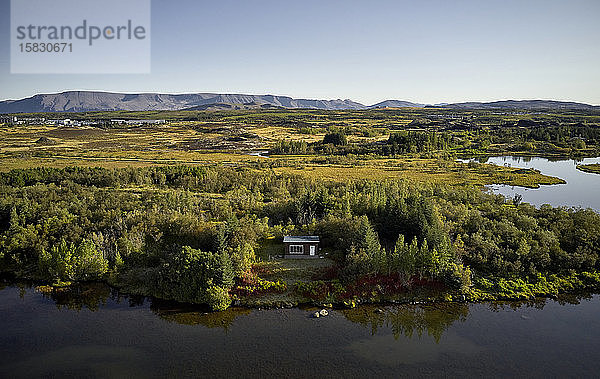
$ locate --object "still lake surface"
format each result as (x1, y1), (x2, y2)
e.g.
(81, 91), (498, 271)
(479, 156), (600, 211)
(2, 282), (600, 378)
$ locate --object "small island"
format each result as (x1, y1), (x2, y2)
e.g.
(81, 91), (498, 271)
(577, 163), (600, 175)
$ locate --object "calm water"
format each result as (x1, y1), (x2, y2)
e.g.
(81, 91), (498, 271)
(472, 156), (600, 211)
(1, 282), (600, 378)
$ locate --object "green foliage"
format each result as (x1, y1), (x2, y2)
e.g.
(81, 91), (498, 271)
(229, 243), (255, 276)
(386, 131), (456, 154)
(233, 270), (287, 297)
(38, 240), (76, 282)
(1, 163), (600, 308)
(74, 239), (110, 280)
(343, 216), (383, 279)
(467, 271), (600, 301)
(271, 139), (311, 154)
(38, 239), (108, 283)
(323, 131), (348, 146)
(206, 285), (232, 311)
(577, 164), (600, 175)
(294, 279), (344, 302)
(155, 246), (233, 305)
(389, 234), (413, 278)
(442, 263), (472, 292)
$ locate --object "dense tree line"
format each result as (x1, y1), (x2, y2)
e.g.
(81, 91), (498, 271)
(1, 165), (599, 308)
(384, 131), (458, 154)
(268, 123), (600, 157)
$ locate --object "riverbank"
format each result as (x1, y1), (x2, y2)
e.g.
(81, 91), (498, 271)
(577, 163), (600, 174)
(231, 266), (600, 309)
(6, 264), (600, 312)
(478, 155), (600, 211)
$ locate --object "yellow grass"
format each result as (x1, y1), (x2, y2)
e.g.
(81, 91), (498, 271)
(0, 124), (563, 188)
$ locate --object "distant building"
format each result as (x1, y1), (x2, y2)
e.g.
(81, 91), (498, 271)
(0, 115), (17, 124)
(130, 119), (166, 125)
(2, 116), (45, 125)
(60, 119), (78, 126)
(283, 236), (320, 259)
(110, 119), (166, 125)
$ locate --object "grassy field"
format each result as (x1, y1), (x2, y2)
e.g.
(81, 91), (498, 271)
(0, 122), (566, 188)
(271, 158), (564, 188)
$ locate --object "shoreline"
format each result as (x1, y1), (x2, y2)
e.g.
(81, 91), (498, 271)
(576, 163), (600, 175)
(4, 269), (600, 312)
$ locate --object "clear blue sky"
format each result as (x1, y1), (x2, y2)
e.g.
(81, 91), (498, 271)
(1, 0), (599, 105)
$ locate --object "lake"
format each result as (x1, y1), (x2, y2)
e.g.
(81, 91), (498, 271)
(2, 282), (600, 378)
(2, 156), (599, 378)
(469, 156), (600, 211)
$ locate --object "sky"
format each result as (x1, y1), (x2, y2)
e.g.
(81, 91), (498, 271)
(1, 0), (599, 105)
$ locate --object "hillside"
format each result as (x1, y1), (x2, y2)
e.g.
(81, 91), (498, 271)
(439, 100), (599, 111)
(0, 91), (367, 113)
(1, 91), (598, 113)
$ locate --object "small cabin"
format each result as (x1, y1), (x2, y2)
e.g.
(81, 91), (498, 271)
(283, 236), (320, 259)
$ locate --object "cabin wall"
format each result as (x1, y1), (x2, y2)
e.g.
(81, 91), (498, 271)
(285, 242), (319, 256)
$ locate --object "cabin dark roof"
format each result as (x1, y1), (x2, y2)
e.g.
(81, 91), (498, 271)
(283, 236), (320, 243)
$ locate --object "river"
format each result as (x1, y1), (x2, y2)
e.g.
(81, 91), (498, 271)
(468, 156), (600, 211)
(1, 282), (600, 377)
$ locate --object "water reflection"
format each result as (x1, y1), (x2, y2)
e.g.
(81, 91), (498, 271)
(150, 300), (251, 329)
(2, 280), (600, 377)
(23, 280), (475, 339)
(343, 294), (594, 344)
(36, 283), (113, 311)
(5, 279), (595, 340)
(462, 155), (600, 210)
(488, 293), (593, 312)
(9, 280), (253, 330)
(341, 303), (469, 343)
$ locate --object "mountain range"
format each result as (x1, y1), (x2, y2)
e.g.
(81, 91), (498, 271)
(0, 91), (597, 113)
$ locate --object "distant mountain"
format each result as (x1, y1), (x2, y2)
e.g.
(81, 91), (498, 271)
(369, 100), (425, 108)
(0, 91), (368, 113)
(184, 102), (285, 111)
(0, 92), (597, 113)
(438, 100), (599, 111)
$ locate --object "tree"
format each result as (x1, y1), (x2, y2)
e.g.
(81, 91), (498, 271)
(394, 234), (415, 281)
(38, 240), (76, 282)
(217, 251), (234, 288)
(206, 284), (231, 311)
(415, 238), (429, 279)
(229, 243), (255, 276)
(38, 239), (108, 282)
(214, 223), (227, 254)
(323, 131), (347, 146)
(73, 239), (109, 280)
(156, 246), (234, 307)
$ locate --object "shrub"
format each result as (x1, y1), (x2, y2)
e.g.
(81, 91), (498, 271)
(442, 263), (472, 292)
(74, 239), (109, 280)
(206, 285), (232, 311)
(38, 239), (108, 283)
(156, 246), (234, 305)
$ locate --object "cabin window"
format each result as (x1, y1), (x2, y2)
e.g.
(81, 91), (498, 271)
(289, 245), (304, 254)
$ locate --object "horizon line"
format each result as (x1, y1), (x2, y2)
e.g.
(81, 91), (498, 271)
(1, 89), (599, 107)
